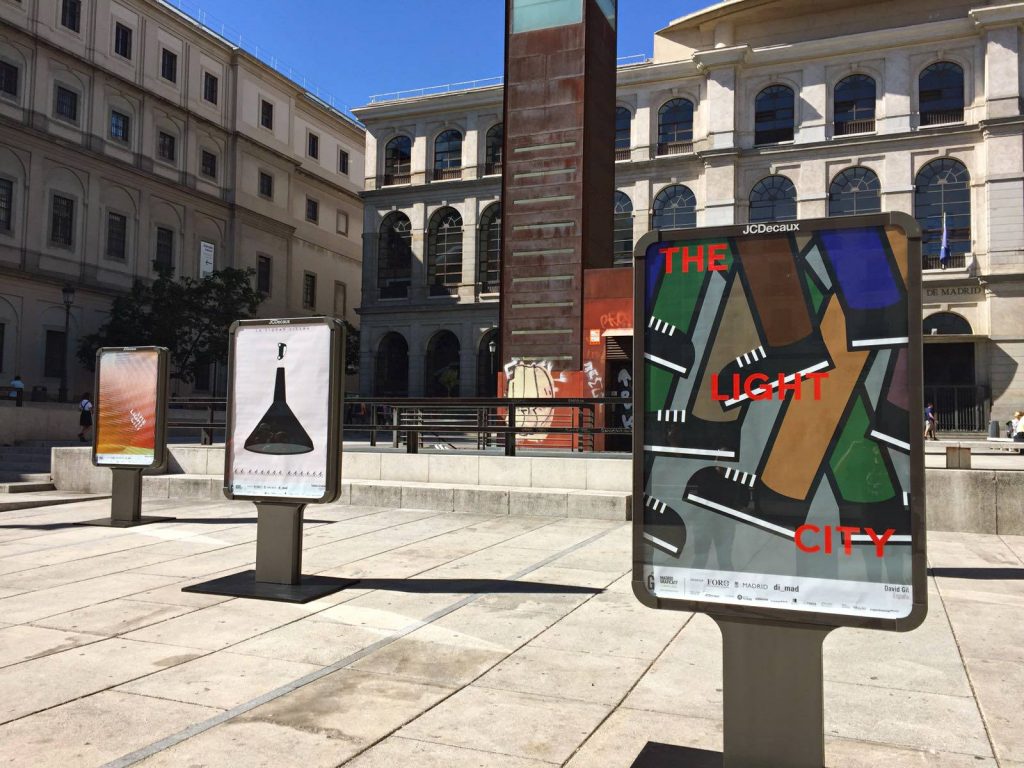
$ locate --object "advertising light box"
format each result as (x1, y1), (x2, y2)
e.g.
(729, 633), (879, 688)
(93, 347), (168, 468)
(224, 317), (343, 503)
(633, 214), (927, 630)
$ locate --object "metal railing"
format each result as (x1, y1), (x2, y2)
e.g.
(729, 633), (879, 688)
(615, 147), (632, 161)
(834, 118), (875, 136)
(480, 161), (503, 176)
(924, 385), (989, 432)
(654, 140), (694, 158)
(923, 252), (967, 270)
(428, 167), (464, 182)
(167, 396), (631, 455)
(920, 109), (964, 126)
(377, 172), (412, 187)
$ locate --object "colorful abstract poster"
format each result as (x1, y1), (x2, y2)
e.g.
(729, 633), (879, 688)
(635, 216), (926, 627)
(226, 321), (333, 500)
(95, 349), (162, 467)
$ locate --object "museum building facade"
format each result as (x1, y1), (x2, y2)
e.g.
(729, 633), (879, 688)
(355, 0), (1024, 426)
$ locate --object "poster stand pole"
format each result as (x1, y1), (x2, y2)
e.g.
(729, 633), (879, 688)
(183, 500), (357, 603)
(77, 467), (174, 528)
(254, 502), (305, 584)
(715, 617), (834, 768)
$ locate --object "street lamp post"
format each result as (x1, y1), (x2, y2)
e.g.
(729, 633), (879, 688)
(59, 284), (75, 403)
(487, 339), (497, 396)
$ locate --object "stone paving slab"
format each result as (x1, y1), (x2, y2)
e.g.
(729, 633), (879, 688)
(0, 495), (1021, 766)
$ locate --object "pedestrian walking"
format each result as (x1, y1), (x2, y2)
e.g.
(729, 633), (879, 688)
(924, 402), (937, 441)
(8, 374), (24, 407)
(78, 392), (93, 443)
(1014, 411), (1024, 443)
(1011, 411), (1022, 439)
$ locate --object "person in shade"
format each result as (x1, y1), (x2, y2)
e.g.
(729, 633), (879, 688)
(1013, 411), (1024, 443)
(8, 374), (24, 407)
(924, 403), (937, 441)
(78, 392), (93, 443)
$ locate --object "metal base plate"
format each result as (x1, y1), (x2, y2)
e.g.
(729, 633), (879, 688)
(182, 569), (359, 603)
(75, 516), (175, 528)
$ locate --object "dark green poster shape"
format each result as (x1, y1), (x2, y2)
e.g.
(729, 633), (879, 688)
(632, 214), (927, 767)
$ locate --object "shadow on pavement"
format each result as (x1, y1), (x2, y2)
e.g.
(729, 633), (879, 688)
(0, 517), (334, 531)
(630, 743), (722, 768)
(929, 567), (1024, 580)
(349, 578), (603, 595)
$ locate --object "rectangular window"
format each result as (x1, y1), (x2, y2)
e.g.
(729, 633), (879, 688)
(158, 132), (176, 162)
(200, 150), (217, 179)
(302, 272), (316, 309)
(336, 210), (349, 235)
(106, 212), (126, 260)
(60, 0), (81, 32)
(339, 149), (349, 174)
(110, 110), (130, 142)
(333, 281), (346, 319)
(114, 23), (132, 59)
(257, 255), (271, 295)
(155, 227), (174, 271)
(308, 133), (319, 159)
(44, 330), (66, 379)
(260, 99), (273, 129)
(0, 178), (12, 232)
(258, 171), (273, 198)
(54, 86), (78, 122)
(161, 49), (177, 83)
(0, 322), (5, 372)
(50, 194), (74, 247)
(305, 197), (319, 223)
(0, 60), (18, 98)
(203, 72), (218, 105)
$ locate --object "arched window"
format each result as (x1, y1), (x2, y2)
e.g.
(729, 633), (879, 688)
(754, 85), (795, 145)
(433, 129), (463, 180)
(919, 62), (964, 126)
(749, 176), (797, 222)
(613, 191), (634, 265)
(657, 98), (694, 155)
(834, 75), (876, 135)
(923, 313), (972, 336)
(478, 203), (501, 293)
(914, 158), (970, 269)
(424, 330), (460, 397)
(383, 136), (411, 185)
(615, 107), (631, 159)
(485, 123), (503, 175)
(477, 329), (499, 396)
(828, 167), (881, 217)
(651, 185), (696, 230)
(427, 207), (463, 296)
(374, 332), (409, 396)
(377, 212), (412, 299)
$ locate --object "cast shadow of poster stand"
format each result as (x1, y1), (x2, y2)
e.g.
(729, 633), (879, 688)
(631, 743), (722, 768)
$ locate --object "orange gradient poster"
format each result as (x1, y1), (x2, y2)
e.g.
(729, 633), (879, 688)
(95, 349), (161, 466)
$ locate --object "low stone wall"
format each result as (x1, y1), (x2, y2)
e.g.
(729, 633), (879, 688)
(48, 445), (1023, 533)
(0, 402), (81, 444)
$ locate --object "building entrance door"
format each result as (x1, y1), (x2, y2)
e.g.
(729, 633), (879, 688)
(924, 342), (984, 431)
(604, 335), (633, 452)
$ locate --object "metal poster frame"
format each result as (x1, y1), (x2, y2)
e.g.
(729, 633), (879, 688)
(631, 212), (927, 633)
(91, 346), (169, 470)
(222, 316), (345, 505)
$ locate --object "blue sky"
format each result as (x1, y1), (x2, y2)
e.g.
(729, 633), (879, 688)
(173, 1), (706, 114)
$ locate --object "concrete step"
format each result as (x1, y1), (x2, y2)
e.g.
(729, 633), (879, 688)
(0, 472), (52, 484)
(0, 481), (56, 493)
(0, 462), (52, 473)
(140, 473), (632, 521)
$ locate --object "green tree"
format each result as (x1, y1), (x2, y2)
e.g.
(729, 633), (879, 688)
(78, 267), (264, 385)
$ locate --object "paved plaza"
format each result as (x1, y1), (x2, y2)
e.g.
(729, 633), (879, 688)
(0, 496), (1021, 767)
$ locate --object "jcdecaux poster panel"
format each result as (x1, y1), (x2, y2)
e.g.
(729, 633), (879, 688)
(94, 347), (168, 468)
(225, 318), (343, 503)
(633, 214), (927, 630)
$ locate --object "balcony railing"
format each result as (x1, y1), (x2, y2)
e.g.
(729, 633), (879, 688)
(654, 140), (694, 157)
(834, 118), (876, 136)
(923, 252), (967, 271)
(429, 167), (464, 182)
(481, 161), (502, 176)
(378, 172), (411, 187)
(615, 147), (631, 161)
(920, 109), (964, 127)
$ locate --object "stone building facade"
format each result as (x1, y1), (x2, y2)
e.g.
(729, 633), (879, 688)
(0, 0), (364, 398)
(354, 0), (1024, 426)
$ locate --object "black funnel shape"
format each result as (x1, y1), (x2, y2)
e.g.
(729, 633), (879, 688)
(244, 367), (314, 455)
